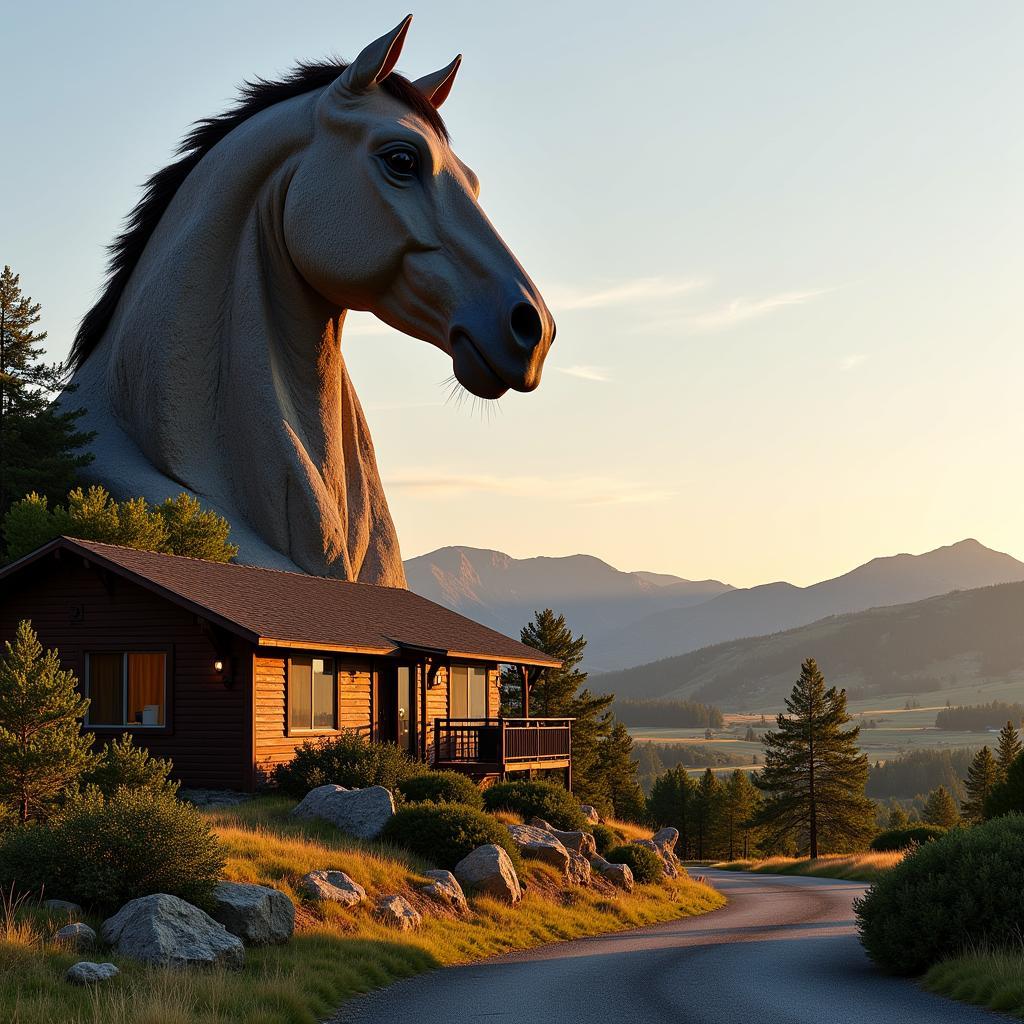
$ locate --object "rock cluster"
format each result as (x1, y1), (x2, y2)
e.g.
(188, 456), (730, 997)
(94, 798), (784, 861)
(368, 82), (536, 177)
(292, 785), (395, 839)
(589, 855), (635, 891)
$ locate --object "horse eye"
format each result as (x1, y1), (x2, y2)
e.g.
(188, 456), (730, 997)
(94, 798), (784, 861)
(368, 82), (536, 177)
(383, 149), (418, 179)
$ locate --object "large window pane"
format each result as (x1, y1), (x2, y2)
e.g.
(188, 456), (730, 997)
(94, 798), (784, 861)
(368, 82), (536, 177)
(468, 666), (488, 718)
(312, 658), (336, 729)
(450, 665), (468, 718)
(88, 653), (123, 725)
(289, 657), (312, 731)
(128, 653), (165, 726)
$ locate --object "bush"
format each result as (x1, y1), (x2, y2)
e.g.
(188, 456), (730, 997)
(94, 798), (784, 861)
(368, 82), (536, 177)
(869, 824), (946, 851)
(273, 732), (426, 797)
(396, 771), (484, 809)
(605, 843), (663, 885)
(591, 822), (623, 855)
(378, 803), (522, 873)
(84, 733), (178, 797)
(856, 815), (1024, 974)
(483, 780), (587, 830)
(0, 788), (224, 911)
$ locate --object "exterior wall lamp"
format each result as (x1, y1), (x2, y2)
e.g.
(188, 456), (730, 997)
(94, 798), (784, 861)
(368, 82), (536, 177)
(213, 656), (234, 689)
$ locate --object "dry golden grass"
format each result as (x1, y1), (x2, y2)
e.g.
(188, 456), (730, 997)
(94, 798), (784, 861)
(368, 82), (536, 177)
(1, 797), (724, 1024)
(714, 850), (905, 883)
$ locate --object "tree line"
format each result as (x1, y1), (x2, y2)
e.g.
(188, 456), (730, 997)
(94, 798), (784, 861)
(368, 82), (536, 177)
(934, 700), (1024, 732)
(611, 697), (724, 729)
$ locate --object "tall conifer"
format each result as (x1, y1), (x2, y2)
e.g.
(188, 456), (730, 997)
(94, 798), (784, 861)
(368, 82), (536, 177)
(995, 721), (1022, 780)
(961, 746), (999, 823)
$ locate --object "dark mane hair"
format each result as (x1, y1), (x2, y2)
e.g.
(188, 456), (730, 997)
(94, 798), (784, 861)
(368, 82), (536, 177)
(69, 62), (448, 371)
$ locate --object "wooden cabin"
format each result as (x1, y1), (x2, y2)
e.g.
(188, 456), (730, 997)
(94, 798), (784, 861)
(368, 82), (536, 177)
(0, 537), (567, 791)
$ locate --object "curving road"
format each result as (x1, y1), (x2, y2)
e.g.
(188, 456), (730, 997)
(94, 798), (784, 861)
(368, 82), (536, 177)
(335, 869), (994, 1024)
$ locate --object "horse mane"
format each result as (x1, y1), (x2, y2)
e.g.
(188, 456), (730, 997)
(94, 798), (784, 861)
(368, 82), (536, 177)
(69, 61), (448, 371)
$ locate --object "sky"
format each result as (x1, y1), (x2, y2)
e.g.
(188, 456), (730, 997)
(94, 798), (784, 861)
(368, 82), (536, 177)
(4, 1), (1023, 588)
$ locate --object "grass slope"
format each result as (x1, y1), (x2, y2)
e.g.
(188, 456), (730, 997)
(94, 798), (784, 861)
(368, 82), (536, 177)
(713, 852), (905, 884)
(1, 798), (723, 1024)
(924, 948), (1024, 1018)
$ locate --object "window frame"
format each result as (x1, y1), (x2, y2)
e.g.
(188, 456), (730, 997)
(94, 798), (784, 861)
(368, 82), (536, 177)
(448, 662), (491, 721)
(286, 653), (340, 736)
(83, 646), (172, 734)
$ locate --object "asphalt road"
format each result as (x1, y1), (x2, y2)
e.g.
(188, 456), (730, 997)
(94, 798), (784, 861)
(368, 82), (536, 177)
(335, 868), (995, 1024)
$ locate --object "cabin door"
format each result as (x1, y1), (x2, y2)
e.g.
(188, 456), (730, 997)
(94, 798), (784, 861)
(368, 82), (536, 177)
(377, 664), (417, 756)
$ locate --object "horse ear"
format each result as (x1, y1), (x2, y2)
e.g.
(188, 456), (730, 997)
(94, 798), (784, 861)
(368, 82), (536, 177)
(335, 15), (413, 96)
(413, 55), (462, 109)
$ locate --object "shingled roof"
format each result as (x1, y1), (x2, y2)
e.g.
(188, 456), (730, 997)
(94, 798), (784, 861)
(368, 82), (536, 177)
(1, 537), (560, 667)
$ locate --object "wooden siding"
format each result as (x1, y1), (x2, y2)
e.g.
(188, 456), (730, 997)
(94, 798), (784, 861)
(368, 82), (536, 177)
(0, 556), (251, 789)
(253, 651), (373, 782)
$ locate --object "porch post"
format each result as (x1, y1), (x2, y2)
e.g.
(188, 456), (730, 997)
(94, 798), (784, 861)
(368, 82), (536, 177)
(520, 665), (530, 718)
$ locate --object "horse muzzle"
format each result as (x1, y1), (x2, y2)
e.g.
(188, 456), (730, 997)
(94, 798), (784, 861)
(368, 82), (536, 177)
(449, 297), (555, 400)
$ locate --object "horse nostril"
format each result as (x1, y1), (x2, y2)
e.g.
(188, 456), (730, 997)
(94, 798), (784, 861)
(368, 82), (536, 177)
(509, 301), (544, 351)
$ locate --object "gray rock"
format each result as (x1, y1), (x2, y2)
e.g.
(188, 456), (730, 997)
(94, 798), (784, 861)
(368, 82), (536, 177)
(580, 804), (601, 824)
(633, 838), (678, 878)
(56, 922), (96, 950)
(566, 850), (593, 886)
(652, 826), (679, 854)
(507, 824), (570, 873)
(453, 844), (522, 904)
(43, 899), (83, 915)
(551, 829), (597, 858)
(420, 869), (467, 910)
(374, 894), (422, 931)
(299, 870), (366, 906)
(590, 855), (635, 892)
(292, 784), (395, 839)
(529, 817), (554, 831)
(210, 882), (295, 945)
(66, 961), (119, 985)
(101, 893), (245, 969)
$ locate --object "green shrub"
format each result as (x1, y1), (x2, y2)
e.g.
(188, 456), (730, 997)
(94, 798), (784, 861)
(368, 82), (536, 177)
(856, 815), (1024, 974)
(84, 733), (178, 797)
(0, 788), (224, 911)
(379, 803), (522, 873)
(483, 780), (587, 830)
(869, 824), (946, 851)
(605, 843), (663, 885)
(396, 771), (484, 809)
(591, 822), (623, 855)
(273, 732), (426, 797)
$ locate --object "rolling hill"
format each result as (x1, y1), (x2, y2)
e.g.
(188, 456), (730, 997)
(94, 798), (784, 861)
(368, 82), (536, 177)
(592, 579), (1024, 711)
(585, 539), (1024, 671)
(403, 546), (732, 642)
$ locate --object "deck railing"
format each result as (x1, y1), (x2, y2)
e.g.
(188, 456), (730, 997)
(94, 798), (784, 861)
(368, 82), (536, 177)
(433, 717), (573, 768)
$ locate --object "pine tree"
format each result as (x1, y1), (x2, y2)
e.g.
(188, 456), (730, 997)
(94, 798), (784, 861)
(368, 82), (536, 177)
(886, 803), (909, 829)
(995, 721), (1022, 780)
(960, 746), (999, 823)
(0, 619), (97, 822)
(0, 266), (93, 523)
(922, 785), (960, 828)
(595, 720), (647, 821)
(720, 769), (761, 859)
(647, 765), (698, 859)
(694, 769), (723, 859)
(751, 657), (876, 857)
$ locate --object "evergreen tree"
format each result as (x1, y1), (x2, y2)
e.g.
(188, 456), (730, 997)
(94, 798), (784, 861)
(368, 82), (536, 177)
(0, 620), (97, 823)
(960, 746), (999, 823)
(0, 266), (93, 524)
(922, 785), (960, 829)
(751, 657), (876, 856)
(596, 720), (647, 821)
(720, 769), (761, 859)
(995, 721), (1022, 780)
(647, 765), (698, 858)
(694, 769), (723, 859)
(886, 803), (909, 829)
(984, 753), (1024, 819)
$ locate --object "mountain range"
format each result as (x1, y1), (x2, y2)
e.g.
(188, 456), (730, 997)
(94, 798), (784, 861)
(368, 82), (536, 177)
(404, 540), (1024, 675)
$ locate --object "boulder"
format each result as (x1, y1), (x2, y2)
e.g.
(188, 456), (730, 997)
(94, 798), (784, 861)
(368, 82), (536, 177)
(101, 893), (245, 969)
(580, 805), (601, 824)
(507, 824), (570, 873)
(566, 850), (593, 886)
(453, 844), (522, 904)
(590, 855), (635, 892)
(633, 838), (678, 878)
(66, 961), (119, 985)
(374, 894), (422, 931)
(420, 869), (467, 911)
(299, 870), (366, 906)
(291, 784), (395, 839)
(43, 899), (83, 915)
(209, 882), (295, 945)
(551, 829), (597, 858)
(652, 826), (679, 855)
(529, 817), (554, 831)
(56, 922), (96, 950)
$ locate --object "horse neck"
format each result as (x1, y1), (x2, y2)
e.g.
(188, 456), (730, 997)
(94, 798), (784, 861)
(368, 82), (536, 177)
(96, 95), (404, 584)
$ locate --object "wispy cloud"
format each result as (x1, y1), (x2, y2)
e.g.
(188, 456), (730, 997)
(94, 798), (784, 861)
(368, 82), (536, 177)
(554, 364), (611, 382)
(385, 471), (672, 506)
(548, 276), (708, 311)
(687, 288), (831, 331)
(839, 353), (867, 372)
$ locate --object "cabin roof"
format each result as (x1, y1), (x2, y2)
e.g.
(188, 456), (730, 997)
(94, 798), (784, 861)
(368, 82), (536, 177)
(0, 538), (561, 667)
